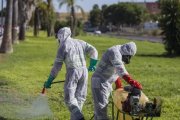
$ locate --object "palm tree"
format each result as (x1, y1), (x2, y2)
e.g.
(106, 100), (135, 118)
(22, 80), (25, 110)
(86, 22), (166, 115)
(58, 0), (84, 36)
(12, 0), (19, 44)
(0, 0), (13, 53)
(33, 0), (55, 37)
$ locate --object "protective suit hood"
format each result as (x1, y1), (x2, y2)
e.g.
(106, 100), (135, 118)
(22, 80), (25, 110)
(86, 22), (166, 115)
(57, 27), (71, 44)
(120, 42), (137, 56)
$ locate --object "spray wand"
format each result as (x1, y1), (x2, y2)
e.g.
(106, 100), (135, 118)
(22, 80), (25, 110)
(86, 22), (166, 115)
(41, 80), (65, 95)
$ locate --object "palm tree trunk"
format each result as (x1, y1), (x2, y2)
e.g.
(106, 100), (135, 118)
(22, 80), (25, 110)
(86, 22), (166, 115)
(34, 7), (40, 36)
(19, 21), (26, 40)
(47, 19), (51, 37)
(18, 0), (26, 40)
(1, 0), (3, 27)
(71, 6), (76, 37)
(47, 19), (54, 37)
(18, 0), (35, 40)
(12, 0), (19, 44)
(0, 0), (13, 53)
(47, 0), (54, 37)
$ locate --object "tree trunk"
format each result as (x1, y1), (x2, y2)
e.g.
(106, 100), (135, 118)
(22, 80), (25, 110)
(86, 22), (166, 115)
(19, 23), (26, 40)
(34, 7), (40, 36)
(71, 6), (76, 37)
(18, 0), (35, 40)
(0, 0), (3, 26)
(12, 0), (19, 44)
(47, 0), (54, 37)
(47, 24), (51, 37)
(0, 0), (13, 53)
(47, 20), (54, 37)
(18, 0), (26, 40)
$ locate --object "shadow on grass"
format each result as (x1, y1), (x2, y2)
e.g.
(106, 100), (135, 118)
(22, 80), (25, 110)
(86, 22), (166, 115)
(0, 116), (17, 120)
(0, 78), (8, 86)
(136, 53), (179, 58)
(0, 116), (8, 120)
(26, 35), (53, 40)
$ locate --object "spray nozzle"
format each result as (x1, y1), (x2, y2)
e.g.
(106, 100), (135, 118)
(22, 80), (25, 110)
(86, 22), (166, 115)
(41, 87), (46, 95)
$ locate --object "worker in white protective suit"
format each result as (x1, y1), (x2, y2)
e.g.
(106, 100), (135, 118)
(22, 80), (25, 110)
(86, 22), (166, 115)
(91, 42), (142, 120)
(44, 27), (98, 120)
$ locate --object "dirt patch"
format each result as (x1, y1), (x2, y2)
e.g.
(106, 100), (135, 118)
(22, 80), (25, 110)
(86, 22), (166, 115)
(0, 54), (8, 62)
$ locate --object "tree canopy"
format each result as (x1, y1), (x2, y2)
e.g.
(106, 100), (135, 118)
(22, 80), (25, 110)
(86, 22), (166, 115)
(103, 3), (145, 26)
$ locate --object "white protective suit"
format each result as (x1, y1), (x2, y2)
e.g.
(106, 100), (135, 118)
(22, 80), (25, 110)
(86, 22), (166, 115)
(50, 27), (98, 120)
(91, 42), (137, 120)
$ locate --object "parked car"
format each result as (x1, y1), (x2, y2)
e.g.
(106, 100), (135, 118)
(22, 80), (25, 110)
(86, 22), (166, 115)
(94, 30), (101, 35)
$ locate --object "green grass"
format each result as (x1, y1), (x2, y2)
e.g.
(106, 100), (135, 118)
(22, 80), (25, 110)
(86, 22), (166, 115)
(0, 31), (180, 120)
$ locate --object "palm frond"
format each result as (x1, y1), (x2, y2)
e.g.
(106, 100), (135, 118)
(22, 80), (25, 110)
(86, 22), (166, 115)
(75, 5), (85, 17)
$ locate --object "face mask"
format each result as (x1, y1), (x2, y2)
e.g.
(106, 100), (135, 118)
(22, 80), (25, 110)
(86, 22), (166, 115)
(122, 55), (132, 64)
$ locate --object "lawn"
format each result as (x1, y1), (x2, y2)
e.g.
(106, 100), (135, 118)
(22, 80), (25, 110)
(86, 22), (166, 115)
(0, 31), (180, 120)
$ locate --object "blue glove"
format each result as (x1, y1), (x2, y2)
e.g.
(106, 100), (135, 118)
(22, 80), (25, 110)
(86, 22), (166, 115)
(88, 58), (98, 72)
(44, 75), (55, 88)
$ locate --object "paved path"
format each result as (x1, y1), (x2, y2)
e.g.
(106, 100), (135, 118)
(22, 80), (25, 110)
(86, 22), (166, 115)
(104, 33), (163, 43)
(117, 35), (162, 43)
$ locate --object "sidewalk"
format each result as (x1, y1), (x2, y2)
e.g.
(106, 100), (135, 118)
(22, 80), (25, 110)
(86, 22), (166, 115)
(105, 32), (163, 43)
